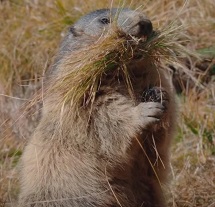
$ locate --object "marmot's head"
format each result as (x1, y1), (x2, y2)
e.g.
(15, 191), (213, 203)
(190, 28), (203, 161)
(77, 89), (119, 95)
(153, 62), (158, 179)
(70, 8), (153, 38)
(58, 8), (153, 55)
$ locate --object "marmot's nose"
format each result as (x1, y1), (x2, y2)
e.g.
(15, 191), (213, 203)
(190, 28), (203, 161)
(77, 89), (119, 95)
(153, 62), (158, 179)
(138, 19), (153, 37)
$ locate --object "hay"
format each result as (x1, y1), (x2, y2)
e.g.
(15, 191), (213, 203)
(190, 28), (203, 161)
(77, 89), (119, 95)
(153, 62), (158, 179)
(47, 23), (197, 113)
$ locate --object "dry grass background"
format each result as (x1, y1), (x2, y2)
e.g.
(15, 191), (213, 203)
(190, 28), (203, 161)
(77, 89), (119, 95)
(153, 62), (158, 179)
(0, 0), (214, 206)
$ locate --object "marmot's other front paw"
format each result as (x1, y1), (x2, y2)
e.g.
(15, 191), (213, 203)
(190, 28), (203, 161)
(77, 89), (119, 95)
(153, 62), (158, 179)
(142, 87), (169, 109)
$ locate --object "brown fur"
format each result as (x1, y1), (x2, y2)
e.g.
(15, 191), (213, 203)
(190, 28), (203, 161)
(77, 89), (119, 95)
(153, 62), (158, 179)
(18, 8), (176, 207)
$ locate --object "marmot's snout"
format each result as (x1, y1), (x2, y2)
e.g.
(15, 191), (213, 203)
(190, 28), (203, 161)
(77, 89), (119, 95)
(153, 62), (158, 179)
(138, 19), (153, 38)
(119, 13), (153, 39)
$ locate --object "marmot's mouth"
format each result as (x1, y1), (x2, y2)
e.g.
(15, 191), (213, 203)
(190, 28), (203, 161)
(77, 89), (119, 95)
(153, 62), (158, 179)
(141, 35), (148, 41)
(130, 30), (157, 42)
(141, 30), (158, 41)
(129, 30), (159, 60)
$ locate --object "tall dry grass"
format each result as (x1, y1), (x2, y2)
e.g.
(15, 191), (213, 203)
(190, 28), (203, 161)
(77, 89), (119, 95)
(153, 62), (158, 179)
(0, 0), (214, 206)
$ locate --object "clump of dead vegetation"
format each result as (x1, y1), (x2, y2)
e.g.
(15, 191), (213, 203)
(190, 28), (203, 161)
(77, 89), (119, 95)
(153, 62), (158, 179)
(47, 24), (196, 115)
(0, 0), (214, 206)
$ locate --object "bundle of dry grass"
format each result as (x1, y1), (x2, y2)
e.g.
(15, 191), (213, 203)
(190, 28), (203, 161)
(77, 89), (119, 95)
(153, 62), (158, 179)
(45, 24), (196, 115)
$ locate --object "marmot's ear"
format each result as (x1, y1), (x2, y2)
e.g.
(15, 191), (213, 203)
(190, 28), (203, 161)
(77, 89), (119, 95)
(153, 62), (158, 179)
(69, 26), (82, 37)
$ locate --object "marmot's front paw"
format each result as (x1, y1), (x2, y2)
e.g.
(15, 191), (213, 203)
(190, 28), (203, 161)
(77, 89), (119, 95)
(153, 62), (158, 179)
(135, 102), (165, 128)
(142, 87), (169, 109)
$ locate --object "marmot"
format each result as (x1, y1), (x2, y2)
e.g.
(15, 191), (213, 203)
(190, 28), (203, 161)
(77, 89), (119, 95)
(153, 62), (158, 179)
(18, 8), (176, 207)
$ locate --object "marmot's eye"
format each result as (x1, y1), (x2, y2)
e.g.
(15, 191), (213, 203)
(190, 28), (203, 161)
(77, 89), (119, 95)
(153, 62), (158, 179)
(100, 17), (110, 24)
